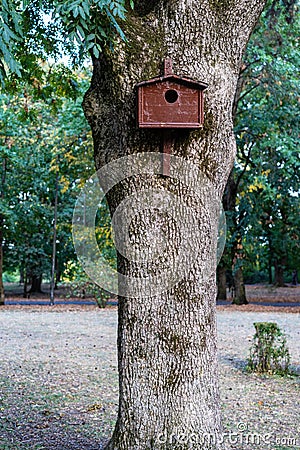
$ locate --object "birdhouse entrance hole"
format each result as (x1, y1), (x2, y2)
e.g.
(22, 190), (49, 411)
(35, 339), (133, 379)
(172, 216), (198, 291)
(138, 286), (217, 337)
(165, 89), (178, 103)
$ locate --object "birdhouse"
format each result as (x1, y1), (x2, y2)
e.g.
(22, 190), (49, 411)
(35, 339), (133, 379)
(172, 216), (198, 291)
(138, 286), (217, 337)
(136, 59), (208, 129)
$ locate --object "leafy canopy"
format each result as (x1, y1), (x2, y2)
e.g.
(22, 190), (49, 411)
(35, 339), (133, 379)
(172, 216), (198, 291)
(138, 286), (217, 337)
(230, 0), (300, 281)
(0, 0), (131, 84)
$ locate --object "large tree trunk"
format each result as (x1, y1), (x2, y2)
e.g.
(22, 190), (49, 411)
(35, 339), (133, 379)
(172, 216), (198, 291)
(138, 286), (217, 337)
(83, 1), (266, 448)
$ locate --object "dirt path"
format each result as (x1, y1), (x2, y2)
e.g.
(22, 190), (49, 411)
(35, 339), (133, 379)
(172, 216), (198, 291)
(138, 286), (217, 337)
(0, 307), (299, 449)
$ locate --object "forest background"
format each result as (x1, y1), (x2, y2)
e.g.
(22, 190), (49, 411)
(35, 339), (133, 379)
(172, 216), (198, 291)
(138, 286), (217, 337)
(0, 0), (299, 305)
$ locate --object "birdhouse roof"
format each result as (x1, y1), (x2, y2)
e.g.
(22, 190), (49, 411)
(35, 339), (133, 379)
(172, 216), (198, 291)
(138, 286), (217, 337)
(136, 74), (208, 90)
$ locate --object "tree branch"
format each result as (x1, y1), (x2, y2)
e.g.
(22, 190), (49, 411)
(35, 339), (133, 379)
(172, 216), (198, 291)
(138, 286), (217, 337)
(236, 142), (255, 189)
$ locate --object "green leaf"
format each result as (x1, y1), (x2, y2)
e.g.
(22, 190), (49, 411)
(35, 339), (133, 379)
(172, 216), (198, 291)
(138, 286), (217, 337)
(86, 33), (96, 41)
(77, 25), (85, 38)
(82, 1), (90, 16)
(93, 46), (100, 58)
(79, 6), (86, 19)
(73, 6), (79, 17)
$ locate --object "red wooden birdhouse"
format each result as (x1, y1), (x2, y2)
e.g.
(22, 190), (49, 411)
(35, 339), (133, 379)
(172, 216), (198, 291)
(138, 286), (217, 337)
(136, 59), (208, 129)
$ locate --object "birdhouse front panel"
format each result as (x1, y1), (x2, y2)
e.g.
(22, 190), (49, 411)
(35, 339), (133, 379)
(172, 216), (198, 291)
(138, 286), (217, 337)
(138, 81), (203, 128)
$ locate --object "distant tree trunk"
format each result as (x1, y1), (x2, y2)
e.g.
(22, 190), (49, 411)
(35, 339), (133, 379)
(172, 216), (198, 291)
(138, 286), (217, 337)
(0, 227), (4, 305)
(29, 274), (43, 293)
(217, 265), (227, 300)
(266, 225), (273, 284)
(268, 256), (273, 284)
(50, 161), (59, 306)
(55, 269), (61, 289)
(222, 170), (248, 304)
(83, 0), (266, 447)
(0, 157), (6, 306)
(23, 270), (28, 298)
(292, 270), (298, 285)
(19, 268), (25, 284)
(274, 257), (286, 287)
(232, 267), (248, 305)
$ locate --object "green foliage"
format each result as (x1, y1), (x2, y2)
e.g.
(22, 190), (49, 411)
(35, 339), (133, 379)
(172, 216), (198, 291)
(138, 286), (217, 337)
(0, 0), (132, 84)
(56, 0), (127, 58)
(243, 269), (269, 284)
(220, 0), (300, 284)
(95, 200), (117, 269)
(1, 0), (299, 294)
(2, 270), (19, 283)
(65, 264), (111, 307)
(247, 322), (290, 375)
(0, 66), (98, 288)
(0, 0), (23, 78)
(0, 61), (117, 298)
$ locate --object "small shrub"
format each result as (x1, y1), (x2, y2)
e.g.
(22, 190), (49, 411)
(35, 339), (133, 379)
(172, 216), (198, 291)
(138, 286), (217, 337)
(68, 279), (110, 308)
(3, 271), (19, 283)
(243, 270), (269, 284)
(247, 322), (290, 375)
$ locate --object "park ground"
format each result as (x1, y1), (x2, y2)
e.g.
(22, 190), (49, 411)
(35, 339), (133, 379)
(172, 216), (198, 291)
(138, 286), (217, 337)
(0, 285), (299, 449)
(3, 284), (300, 312)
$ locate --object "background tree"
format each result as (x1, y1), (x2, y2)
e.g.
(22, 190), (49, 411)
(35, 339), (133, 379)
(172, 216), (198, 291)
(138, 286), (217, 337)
(236, 0), (299, 287)
(0, 0), (131, 303)
(81, 0), (267, 447)
(0, 66), (96, 299)
(7, 0), (300, 448)
(217, 0), (300, 300)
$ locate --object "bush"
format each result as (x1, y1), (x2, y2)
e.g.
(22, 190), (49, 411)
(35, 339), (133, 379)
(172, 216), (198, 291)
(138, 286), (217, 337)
(243, 270), (269, 284)
(247, 322), (290, 375)
(3, 271), (19, 283)
(67, 279), (111, 308)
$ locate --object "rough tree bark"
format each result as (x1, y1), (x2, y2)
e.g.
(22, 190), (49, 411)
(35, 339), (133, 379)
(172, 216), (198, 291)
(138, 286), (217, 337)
(83, 0), (266, 448)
